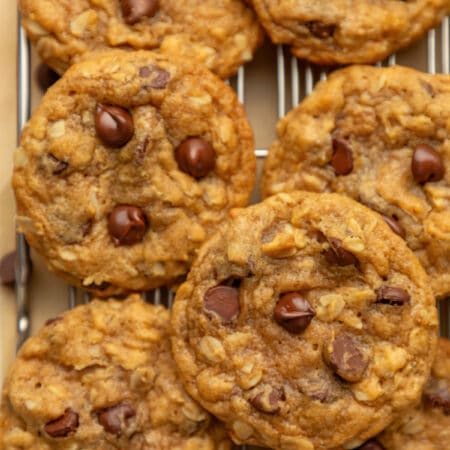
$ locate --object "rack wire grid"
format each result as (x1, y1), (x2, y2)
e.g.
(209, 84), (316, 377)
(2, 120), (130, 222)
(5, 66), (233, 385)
(13, 12), (450, 447)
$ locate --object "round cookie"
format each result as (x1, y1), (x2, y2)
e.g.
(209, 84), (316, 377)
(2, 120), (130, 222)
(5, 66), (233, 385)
(20, 0), (263, 79)
(0, 296), (232, 450)
(13, 50), (256, 296)
(262, 65), (450, 299)
(248, 0), (449, 65)
(171, 191), (438, 450)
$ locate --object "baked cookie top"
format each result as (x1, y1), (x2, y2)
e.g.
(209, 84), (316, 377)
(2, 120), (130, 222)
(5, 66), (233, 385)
(20, 0), (263, 79)
(171, 191), (438, 450)
(249, 0), (449, 64)
(13, 50), (256, 296)
(262, 65), (450, 299)
(375, 337), (450, 450)
(0, 296), (232, 450)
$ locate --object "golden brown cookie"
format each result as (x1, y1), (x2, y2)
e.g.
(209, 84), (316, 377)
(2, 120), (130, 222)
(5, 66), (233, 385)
(20, 0), (263, 79)
(0, 296), (232, 450)
(248, 0), (449, 64)
(171, 191), (438, 450)
(13, 50), (256, 297)
(262, 65), (450, 299)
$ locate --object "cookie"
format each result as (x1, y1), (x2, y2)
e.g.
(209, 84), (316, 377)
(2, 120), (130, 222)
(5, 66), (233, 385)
(248, 0), (449, 65)
(20, 0), (263, 79)
(13, 50), (256, 296)
(355, 338), (450, 450)
(171, 191), (438, 450)
(262, 65), (450, 299)
(0, 295), (232, 450)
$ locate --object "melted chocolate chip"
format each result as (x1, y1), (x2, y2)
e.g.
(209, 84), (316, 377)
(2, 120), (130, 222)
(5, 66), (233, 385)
(323, 238), (359, 267)
(175, 137), (215, 178)
(48, 154), (68, 175)
(306, 21), (336, 39)
(357, 440), (385, 450)
(331, 137), (353, 175)
(122, 0), (159, 24)
(376, 287), (410, 306)
(44, 409), (79, 437)
(411, 144), (445, 183)
(36, 64), (59, 92)
(423, 377), (450, 415)
(95, 104), (134, 148)
(139, 65), (170, 89)
(274, 292), (315, 334)
(327, 334), (368, 382)
(204, 285), (240, 323)
(97, 402), (136, 435)
(108, 205), (147, 246)
(0, 251), (16, 286)
(382, 215), (405, 239)
(250, 387), (285, 414)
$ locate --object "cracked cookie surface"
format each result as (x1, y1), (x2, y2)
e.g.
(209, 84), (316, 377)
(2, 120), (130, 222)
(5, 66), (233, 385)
(248, 0), (449, 64)
(0, 296), (232, 450)
(171, 191), (438, 450)
(262, 65), (450, 299)
(13, 50), (256, 296)
(20, 0), (263, 79)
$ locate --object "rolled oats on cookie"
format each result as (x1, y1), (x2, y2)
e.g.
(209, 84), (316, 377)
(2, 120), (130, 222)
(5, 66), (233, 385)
(171, 191), (438, 450)
(13, 50), (256, 296)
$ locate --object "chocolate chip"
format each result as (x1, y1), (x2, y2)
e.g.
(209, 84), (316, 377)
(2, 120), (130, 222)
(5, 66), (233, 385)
(250, 387), (285, 414)
(411, 144), (445, 183)
(139, 65), (170, 89)
(48, 154), (69, 175)
(376, 287), (410, 306)
(87, 281), (111, 291)
(44, 409), (79, 438)
(95, 104), (134, 148)
(382, 215), (405, 239)
(36, 64), (59, 92)
(97, 402), (136, 435)
(306, 21), (335, 39)
(357, 440), (385, 450)
(423, 377), (450, 415)
(0, 251), (16, 286)
(175, 137), (215, 178)
(327, 334), (368, 382)
(122, 0), (158, 24)
(323, 238), (359, 267)
(204, 286), (240, 324)
(331, 137), (353, 175)
(108, 205), (147, 246)
(274, 292), (315, 334)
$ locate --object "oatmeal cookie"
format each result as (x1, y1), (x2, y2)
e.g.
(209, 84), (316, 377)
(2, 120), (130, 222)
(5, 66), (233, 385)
(248, 0), (449, 65)
(262, 65), (450, 299)
(0, 296), (232, 450)
(13, 50), (256, 296)
(171, 191), (438, 450)
(20, 0), (263, 79)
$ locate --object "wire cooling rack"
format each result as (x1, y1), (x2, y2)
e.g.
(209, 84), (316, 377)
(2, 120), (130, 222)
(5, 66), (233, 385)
(14, 9), (450, 429)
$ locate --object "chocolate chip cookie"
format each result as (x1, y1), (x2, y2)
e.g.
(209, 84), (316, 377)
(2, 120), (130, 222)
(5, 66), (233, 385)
(20, 0), (263, 79)
(171, 191), (438, 449)
(0, 296), (232, 450)
(355, 337), (450, 450)
(248, 0), (449, 64)
(262, 65), (450, 299)
(13, 50), (256, 296)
